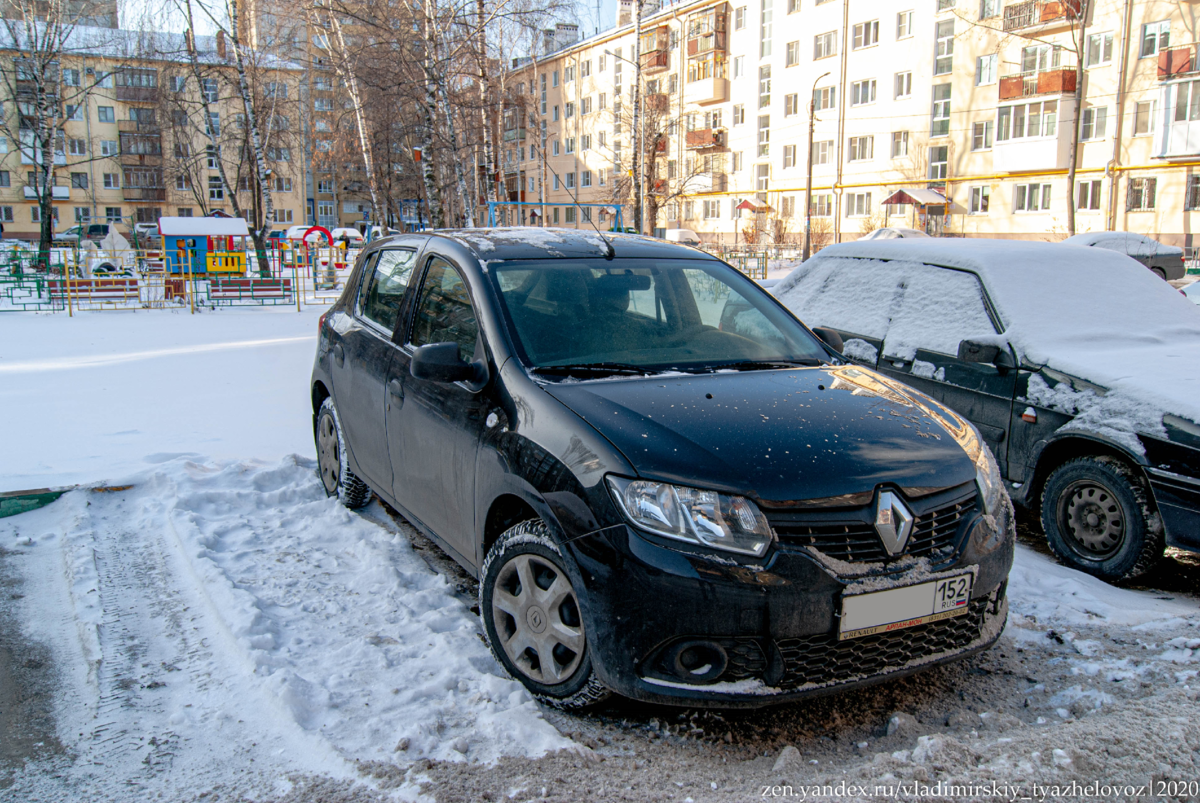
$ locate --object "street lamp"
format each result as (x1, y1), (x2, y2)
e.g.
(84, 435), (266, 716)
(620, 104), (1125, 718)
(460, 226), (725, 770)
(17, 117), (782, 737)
(802, 71), (831, 262)
(605, 44), (646, 234)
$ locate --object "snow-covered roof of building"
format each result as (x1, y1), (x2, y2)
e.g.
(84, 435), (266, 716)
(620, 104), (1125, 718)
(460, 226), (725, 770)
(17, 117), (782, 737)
(881, 189), (947, 206)
(158, 217), (250, 236)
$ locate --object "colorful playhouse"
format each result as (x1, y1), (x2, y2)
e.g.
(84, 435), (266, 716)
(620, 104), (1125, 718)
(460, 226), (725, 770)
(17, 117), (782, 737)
(159, 217), (251, 275)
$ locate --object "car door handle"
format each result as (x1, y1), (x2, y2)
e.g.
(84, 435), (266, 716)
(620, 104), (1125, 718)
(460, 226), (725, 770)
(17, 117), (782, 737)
(388, 378), (405, 400)
(332, 343), (345, 367)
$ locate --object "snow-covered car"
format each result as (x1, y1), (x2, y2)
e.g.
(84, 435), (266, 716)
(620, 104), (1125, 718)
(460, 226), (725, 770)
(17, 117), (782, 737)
(56, 223), (118, 245)
(775, 238), (1200, 582)
(1183, 281), (1200, 305)
(1061, 231), (1185, 281)
(133, 222), (160, 240)
(311, 228), (1014, 710)
(859, 227), (931, 240)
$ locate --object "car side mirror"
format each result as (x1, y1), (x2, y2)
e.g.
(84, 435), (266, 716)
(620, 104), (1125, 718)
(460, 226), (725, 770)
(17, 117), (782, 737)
(411, 342), (483, 384)
(958, 339), (1015, 369)
(812, 326), (844, 354)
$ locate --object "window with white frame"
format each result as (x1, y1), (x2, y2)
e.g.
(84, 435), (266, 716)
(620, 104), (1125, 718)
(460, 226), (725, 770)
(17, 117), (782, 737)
(733, 151), (743, 171)
(891, 131), (909, 158)
(103, 172), (118, 188)
(928, 145), (948, 180)
(565, 172), (575, 189)
(996, 100), (1057, 141)
(850, 79), (876, 106)
(703, 199), (721, 218)
(979, 0), (998, 18)
(1133, 100), (1156, 135)
(98, 105), (115, 123)
(783, 143), (796, 168)
(934, 20), (954, 75)
(781, 196), (795, 217)
(733, 104), (745, 125)
(976, 54), (997, 85)
(1021, 43), (1061, 73)
(896, 10), (913, 39)
(785, 93), (799, 116)
(1014, 182), (1051, 212)
(1087, 32), (1114, 66)
(894, 71), (912, 99)
(785, 40), (800, 67)
(101, 140), (118, 156)
(852, 20), (879, 49)
(813, 140), (832, 165)
(582, 170), (592, 187)
(552, 140), (560, 156)
(208, 175), (224, 200)
(1176, 80), (1200, 122)
(1077, 179), (1102, 210)
(848, 135), (873, 161)
(757, 115), (770, 156)
(845, 192), (871, 217)
(814, 85), (836, 110)
(759, 65), (772, 107)
(581, 134), (591, 150)
(969, 186), (990, 214)
(1186, 175), (1200, 210)
(565, 137), (575, 153)
(972, 120), (994, 150)
(810, 193), (833, 216)
(931, 84), (951, 136)
(1127, 177), (1156, 210)
(814, 31), (836, 60)
(1141, 21), (1169, 58)
(1081, 106), (1108, 139)
(735, 6), (745, 29)
(733, 55), (744, 78)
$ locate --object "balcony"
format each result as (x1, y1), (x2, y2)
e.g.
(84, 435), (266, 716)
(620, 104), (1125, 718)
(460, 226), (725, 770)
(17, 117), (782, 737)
(502, 127), (526, 142)
(646, 92), (669, 112)
(998, 67), (1077, 100)
(686, 30), (727, 57)
(685, 128), (725, 149)
(1002, 0), (1079, 32)
(991, 96), (1077, 173)
(641, 48), (669, 72)
(122, 187), (166, 201)
(24, 185), (70, 200)
(684, 77), (728, 106)
(118, 120), (160, 134)
(1160, 45), (1198, 79)
(116, 85), (159, 104)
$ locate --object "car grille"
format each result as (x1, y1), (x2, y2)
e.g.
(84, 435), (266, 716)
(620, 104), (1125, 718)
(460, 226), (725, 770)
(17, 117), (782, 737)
(767, 486), (977, 563)
(773, 596), (990, 690)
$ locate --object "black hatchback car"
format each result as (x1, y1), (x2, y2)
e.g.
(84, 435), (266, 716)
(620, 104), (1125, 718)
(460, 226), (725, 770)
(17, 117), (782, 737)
(309, 228), (1014, 709)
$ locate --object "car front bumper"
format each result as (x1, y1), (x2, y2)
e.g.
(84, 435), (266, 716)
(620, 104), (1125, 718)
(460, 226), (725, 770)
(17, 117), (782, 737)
(566, 498), (1015, 708)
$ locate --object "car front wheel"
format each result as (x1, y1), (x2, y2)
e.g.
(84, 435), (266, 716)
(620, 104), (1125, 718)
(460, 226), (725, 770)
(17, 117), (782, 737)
(1041, 456), (1163, 582)
(480, 520), (610, 710)
(316, 396), (371, 509)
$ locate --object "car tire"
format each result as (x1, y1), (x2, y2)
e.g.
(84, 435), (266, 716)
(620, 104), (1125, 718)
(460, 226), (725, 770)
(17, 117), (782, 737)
(1151, 267), (1167, 280)
(1041, 456), (1163, 582)
(315, 396), (371, 509)
(480, 520), (611, 710)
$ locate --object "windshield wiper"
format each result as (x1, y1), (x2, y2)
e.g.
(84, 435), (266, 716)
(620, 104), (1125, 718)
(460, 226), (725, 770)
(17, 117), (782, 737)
(699, 359), (824, 372)
(533, 362), (657, 377)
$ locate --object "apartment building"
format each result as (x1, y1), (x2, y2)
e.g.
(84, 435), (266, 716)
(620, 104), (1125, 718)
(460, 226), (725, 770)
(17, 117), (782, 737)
(0, 26), (306, 240)
(506, 0), (1200, 247)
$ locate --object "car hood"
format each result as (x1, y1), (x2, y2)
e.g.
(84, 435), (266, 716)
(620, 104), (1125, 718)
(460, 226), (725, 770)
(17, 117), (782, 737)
(543, 365), (977, 505)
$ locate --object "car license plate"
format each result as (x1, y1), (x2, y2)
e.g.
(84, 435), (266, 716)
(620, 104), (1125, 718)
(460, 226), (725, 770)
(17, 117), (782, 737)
(838, 572), (974, 641)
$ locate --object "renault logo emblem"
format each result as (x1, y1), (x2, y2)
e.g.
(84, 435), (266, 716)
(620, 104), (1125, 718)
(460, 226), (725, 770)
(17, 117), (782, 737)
(875, 491), (914, 556)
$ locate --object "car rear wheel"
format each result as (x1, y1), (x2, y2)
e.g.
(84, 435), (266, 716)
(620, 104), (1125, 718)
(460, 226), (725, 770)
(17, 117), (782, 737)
(480, 520), (610, 710)
(1041, 456), (1163, 582)
(316, 397), (371, 509)
(1152, 267), (1167, 280)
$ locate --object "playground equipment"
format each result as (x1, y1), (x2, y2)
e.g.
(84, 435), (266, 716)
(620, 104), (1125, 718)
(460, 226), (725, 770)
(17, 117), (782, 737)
(160, 217), (250, 276)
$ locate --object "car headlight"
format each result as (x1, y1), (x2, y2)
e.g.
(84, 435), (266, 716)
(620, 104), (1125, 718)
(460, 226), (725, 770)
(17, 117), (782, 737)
(606, 476), (774, 557)
(973, 438), (1004, 518)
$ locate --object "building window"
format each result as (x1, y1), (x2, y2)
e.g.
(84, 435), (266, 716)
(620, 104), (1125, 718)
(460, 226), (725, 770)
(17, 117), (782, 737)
(852, 20), (879, 49)
(813, 140), (832, 165)
(1134, 100), (1156, 136)
(972, 121), (994, 150)
(732, 55), (745, 79)
(810, 193), (833, 216)
(757, 115), (770, 156)
(102, 173), (118, 188)
(733, 104), (745, 125)
(934, 20), (954, 75)
(582, 170), (592, 187)
(1141, 21), (1169, 58)
(976, 54), (997, 85)
(785, 40), (800, 67)
(784, 93), (799, 116)
(703, 199), (721, 219)
(1077, 179), (1102, 210)
(551, 70), (559, 87)
(894, 71), (912, 99)
(68, 138), (87, 156)
(938, 0), (955, 8)
(814, 86), (836, 111)
(565, 172), (575, 189)
(1014, 182), (1051, 212)
(783, 144), (796, 168)
(70, 172), (88, 189)
(0, 206), (11, 222)
(969, 186), (990, 214)
(732, 151), (743, 172)
(1186, 176), (1200, 210)
(845, 192), (871, 217)
(850, 79), (876, 107)
(979, 0), (999, 18)
(891, 131), (909, 158)
(996, 100), (1058, 141)
(897, 10), (913, 39)
(74, 207), (91, 223)
(1176, 80), (1200, 123)
(209, 176), (224, 201)
(565, 137), (575, 154)
(759, 65), (771, 108)
(814, 30), (836, 60)
(931, 84), (951, 136)
(760, 0), (774, 58)
(201, 78), (218, 103)
(786, 0), (798, 12)
(735, 6), (745, 29)
(1087, 32), (1114, 66)
(552, 105), (559, 122)
(0, 171), (10, 188)
(848, 135), (873, 161)
(1127, 177), (1156, 210)
(928, 145), (948, 180)
(564, 102), (575, 118)
(1081, 107), (1108, 140)
(98, 105), (115, 123)
(756, 163), (770, 194)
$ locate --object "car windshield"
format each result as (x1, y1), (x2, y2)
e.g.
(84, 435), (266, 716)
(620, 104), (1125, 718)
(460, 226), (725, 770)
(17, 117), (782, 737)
(490, 258), (829, 376)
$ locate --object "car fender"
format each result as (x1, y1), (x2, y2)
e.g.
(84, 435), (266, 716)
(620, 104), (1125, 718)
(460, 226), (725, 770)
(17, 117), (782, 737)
(1020, 428), (1152, 508)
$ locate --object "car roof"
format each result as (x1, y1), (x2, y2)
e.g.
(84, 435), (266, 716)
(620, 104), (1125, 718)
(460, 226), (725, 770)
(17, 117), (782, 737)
(394, 227), (720, 264)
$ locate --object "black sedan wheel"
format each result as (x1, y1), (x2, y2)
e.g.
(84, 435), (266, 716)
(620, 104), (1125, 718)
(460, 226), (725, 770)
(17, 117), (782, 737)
(316, 397), (371, 509)
(1041, 456), (1164, 582)
(480, 520), (610, 710)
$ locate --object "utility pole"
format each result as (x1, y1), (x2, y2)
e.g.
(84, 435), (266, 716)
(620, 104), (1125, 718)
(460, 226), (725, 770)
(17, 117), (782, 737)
(802, 71), (830, 262)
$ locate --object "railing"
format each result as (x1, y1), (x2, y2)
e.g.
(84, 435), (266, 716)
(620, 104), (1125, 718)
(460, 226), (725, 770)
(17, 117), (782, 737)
(998, 67), (1076, 99)
(685, 128), (724, 149)
(118, 120), (160, 134)
(116, 85), (159, 104)
(122, 187), (166, 201)
(646, 92), (670, 112)
(641, 49), (669, 70)
(1160, 45), (1197, 79)
(1002, 0), (1078, 31)
(687, 30), (727, 57)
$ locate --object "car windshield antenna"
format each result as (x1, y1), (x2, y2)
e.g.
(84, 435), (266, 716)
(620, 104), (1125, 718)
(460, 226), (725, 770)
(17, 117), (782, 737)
(537, 149), (616, 260)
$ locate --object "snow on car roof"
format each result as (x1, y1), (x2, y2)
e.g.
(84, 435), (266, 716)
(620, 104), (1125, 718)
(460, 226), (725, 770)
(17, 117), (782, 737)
(775, 238), (1200, 442)
(1060, 231), (1183, 256)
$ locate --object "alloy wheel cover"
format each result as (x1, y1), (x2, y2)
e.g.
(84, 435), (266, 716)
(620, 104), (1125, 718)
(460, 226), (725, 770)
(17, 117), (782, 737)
(318, 413), (340, 494)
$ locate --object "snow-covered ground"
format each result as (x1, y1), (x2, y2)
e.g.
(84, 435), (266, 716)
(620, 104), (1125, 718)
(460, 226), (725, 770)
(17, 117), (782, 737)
(3, 306), (1200, 802)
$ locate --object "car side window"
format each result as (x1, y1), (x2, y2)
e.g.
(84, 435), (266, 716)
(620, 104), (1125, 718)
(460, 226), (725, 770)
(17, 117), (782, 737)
(781, 257), (900, 339)
(410, 257), (479, 362)
(883, 264), (997, 359)
(357, 249), (416, 333)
